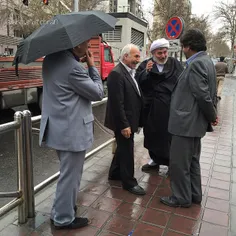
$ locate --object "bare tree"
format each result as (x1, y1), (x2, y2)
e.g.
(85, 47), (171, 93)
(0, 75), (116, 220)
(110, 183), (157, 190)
(214, 0), (236, 72)
(0, 0), (106, 38)
(208, 32), (231, 57)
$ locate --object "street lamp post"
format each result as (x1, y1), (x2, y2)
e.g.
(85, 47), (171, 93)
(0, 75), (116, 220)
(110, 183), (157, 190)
(74, 0), (79, 11)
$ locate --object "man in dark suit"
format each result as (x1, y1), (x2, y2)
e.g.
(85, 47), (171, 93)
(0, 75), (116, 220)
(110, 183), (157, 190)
(104, 44), (145, 195)
(160, 29), (218, 207)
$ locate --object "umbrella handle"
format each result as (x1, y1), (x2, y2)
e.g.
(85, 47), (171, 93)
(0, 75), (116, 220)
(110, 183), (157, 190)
(15, 57), (19, 77)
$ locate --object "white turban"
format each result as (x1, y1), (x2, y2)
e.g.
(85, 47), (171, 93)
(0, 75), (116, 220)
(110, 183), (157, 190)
(150, 38), (170, 52)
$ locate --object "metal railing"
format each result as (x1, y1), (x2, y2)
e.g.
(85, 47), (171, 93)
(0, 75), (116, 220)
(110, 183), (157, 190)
(0, 98), (115, 224)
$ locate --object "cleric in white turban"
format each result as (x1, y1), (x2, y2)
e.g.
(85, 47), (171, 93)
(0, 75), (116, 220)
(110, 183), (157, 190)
(150, 38), (170, 52)
(135, 38), (184, 175)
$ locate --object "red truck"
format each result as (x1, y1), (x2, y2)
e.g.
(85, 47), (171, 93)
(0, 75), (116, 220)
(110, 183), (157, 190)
(0, 36), (115, 116)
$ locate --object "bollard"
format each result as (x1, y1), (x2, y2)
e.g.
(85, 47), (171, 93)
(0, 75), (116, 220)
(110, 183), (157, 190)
(14, 111), (27, 224)
(22, 110), (35, 218)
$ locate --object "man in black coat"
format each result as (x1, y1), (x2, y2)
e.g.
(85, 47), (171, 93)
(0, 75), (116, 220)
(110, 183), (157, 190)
(136, 38), (183, 174)
(104, 44), (145, 195)
(160, 29), (218, 207)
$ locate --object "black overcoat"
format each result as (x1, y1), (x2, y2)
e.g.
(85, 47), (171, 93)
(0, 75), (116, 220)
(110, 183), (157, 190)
(136, 57), (183, 165)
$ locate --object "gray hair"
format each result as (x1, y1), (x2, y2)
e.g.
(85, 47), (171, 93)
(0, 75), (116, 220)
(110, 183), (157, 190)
(120, 44), (140, 60)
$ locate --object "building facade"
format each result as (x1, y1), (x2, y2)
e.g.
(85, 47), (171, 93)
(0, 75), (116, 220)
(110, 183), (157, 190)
(109, 0), (142, 17)
(103, 12), (148, 61)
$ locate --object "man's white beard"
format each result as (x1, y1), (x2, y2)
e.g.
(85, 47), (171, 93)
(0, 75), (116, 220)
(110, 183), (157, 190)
(153, 56), (168, 65)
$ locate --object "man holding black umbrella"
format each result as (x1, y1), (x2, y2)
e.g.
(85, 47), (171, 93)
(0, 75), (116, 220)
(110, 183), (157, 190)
(39, 40), (103, 229)
(13, 11), (117, 230)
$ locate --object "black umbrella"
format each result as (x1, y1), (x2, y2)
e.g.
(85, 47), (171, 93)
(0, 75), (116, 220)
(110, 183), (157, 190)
(13, 11), (117, 65)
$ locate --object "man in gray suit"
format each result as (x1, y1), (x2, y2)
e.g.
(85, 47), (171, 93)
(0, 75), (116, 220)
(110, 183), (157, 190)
(39, 40), (103, 229)
(160, 29), (218, 207)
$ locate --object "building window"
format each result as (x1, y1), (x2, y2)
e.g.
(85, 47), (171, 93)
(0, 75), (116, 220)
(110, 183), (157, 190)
(104, 47), (113, 62)
(103, 26), (122, 42)
(14, 30), (23, 38)
(5, 48), (14, 56)
(131, 28), (144, 48)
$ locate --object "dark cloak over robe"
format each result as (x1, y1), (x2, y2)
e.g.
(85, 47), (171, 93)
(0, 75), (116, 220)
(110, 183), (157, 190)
(136, 57), (183, 166)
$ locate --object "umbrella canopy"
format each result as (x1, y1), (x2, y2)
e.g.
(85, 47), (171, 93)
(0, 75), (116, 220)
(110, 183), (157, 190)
(13, 11), (117, 65)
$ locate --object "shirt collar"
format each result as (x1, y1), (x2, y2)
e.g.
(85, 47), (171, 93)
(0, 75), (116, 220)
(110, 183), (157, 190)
(120, 60), (134, 73)
(186, 51), (204, 66)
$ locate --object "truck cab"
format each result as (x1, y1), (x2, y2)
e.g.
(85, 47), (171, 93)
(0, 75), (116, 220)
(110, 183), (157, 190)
(0, 36), (115, 116)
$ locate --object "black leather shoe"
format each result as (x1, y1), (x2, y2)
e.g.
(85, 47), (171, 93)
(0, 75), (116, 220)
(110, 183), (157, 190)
(160, 196), (191, 208)
(50, 206), (78, 224)
(124, 185), (146, 195)
(141, 163), (159, 172)
(54, 217), (89, 230)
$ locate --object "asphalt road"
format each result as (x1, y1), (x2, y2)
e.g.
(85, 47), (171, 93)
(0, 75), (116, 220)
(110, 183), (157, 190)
(0, 103), (112, 207)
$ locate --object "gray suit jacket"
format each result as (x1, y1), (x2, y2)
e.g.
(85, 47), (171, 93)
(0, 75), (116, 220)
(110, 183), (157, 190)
(168, 52), (217, 138)
(39, 50), (103, 152)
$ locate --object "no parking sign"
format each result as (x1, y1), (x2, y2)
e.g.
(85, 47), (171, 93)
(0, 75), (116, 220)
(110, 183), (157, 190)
(165, 16), (184, 39)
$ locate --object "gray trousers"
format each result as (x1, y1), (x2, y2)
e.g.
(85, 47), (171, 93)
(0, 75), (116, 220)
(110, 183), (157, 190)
(170, 135), (202, 204)
(51, 150), (85, 226)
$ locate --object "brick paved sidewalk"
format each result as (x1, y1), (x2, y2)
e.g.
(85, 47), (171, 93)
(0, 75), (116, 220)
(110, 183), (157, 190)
(0, 81), (236, 236)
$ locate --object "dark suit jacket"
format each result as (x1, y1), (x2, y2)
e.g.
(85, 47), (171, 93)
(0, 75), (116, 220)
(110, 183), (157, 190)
(104, 63), (143, 133)
(168, 52), (217, 138)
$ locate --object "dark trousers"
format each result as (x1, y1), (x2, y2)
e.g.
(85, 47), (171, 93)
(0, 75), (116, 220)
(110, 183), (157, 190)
(170, 135), (202, 204)
(108, 132), (138, 189)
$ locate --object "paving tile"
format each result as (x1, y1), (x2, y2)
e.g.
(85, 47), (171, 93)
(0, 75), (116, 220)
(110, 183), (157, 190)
(230, 205), (236, 236)
(168, 215), (198, 235)
(231, 183), (236, 205)
(34, 221), (68, 235)
(213, 165), (231, 174)
(148, 197), (175, 213)
(98, 231), (119, 236)
(199, 222), (228, 236)
(140, 174), (163, 185)
(201, 152), (214, 158)
(201, 177), (209, 186)
(82, 171), (103, 182)
(82, 208), (111, 228)
(212, 171), (231, 182)
(116, 202), (145, 220)
(86, 164), (109, 174)
(104, 187), (128, 200)
(133, 222), (164, 236)
(200, 157), (212, 164)
(92, 197), (122, 213)
(141, 208), (170, 227)
(139, 182), (158, 195)
(175, 204), (202, 220)
(165, 231), (186, 236)
(216, 150), (232, 156)
(155, 186), (172, 197)
(0, 224), (33, 236)
(201, 169), (210, 177)
(205, 197), (230, 213)
(214, 159), (231, 168)
(66, 226), (99, 236)
(215, 154), (231, 161)
(217, 145), (232, 151)
(77, 192), (99, 207)
(123, 192), (152, 207)
(201, 163), (211, 170)
(104, 215), (135, 235)
(208, 187), (230, 200)
(81, 183), (109, 195)
(202, 148), (215, 154)
(203, 208), (229, 227)
(209, 179), (230, 190)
